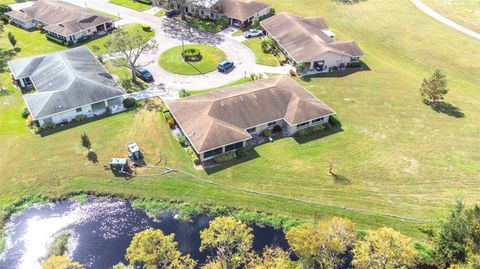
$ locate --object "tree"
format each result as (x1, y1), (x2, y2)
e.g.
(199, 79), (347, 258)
(352, 227), (416, 269)
(434, 201), (480, 266)
(200, 216), (254, 269)
(166, 255), (197, 269)
(81, 132), (91, 150)
(106, 28), (157, 83)
(159, 0), (189, 19)
(8, 32), (16, 48)
(420, 69), (449, 104)
(246, 247), (297, 269)
(42, 255), (84, 269)
(286, 217), (356, 269)
(125, 228), (181, 269)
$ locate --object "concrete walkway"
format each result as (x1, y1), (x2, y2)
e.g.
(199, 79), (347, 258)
(410, 0), (480, 41)
(59, 0), (290, 95)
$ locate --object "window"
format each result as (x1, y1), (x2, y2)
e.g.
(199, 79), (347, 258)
(246, 127), (256, 133)
(268, 121), (276, 127)
(312, 117), (324, 124)
(225, 142), (243, 152)
(203, 147), (223, 159)
(76, 107), (82, 113)
(351, 57), (360, 62)
(296, 121), (310, 128)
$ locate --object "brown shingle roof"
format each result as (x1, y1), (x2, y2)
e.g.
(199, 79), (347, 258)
(213, 0), (271, 21)
(261, 12), (364, 62)
(166, 75), (335, 153)
(6, 0), (112, 36)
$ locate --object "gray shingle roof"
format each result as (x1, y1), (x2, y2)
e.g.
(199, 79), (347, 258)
(6, 0), (112, 36)
(166, 75), (335, 153)
(261, 12), (364, 62)
(8, 46), (125, 119)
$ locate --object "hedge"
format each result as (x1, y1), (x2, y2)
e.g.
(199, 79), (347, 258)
(295, 124), (326, 137)
(123, 97), (137, 108)
(214, 151), (237, 163)
(329, 115), (341, 127)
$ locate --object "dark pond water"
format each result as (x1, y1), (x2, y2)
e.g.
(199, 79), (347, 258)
(0, 197), (288, 269)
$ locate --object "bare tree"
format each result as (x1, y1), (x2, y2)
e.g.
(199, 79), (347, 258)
(106, 28), (157, 82)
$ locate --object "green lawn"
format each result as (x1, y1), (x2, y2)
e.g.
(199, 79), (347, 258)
(104, 60), (149, 92)
(190, 77), (253, 95)
(86, 23), (155, 55)
(108, 0), (152, 11)
(242, 38), (279, 67)
(159, 44), (227, 75)
(1, 0), (480, 242)
(423, 0), (480, 33)
(154, 9), (166, 17)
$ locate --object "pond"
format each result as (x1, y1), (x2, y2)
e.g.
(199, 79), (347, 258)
(0, 197), (288, 269)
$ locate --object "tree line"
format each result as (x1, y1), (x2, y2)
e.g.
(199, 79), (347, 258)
(42, 201), (480, 269)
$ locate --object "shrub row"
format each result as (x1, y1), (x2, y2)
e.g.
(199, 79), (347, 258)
(295, 124), (327, 137)
(73, 114), (86, 122)
(186, 146), (200, 164)
(214, 151), (237, 163)
(329, 115), (341, 127)
(135, 0), (152, 5)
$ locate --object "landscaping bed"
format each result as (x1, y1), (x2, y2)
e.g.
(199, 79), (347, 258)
(242, 38), (279, 67)
(159, 44), (227, 75)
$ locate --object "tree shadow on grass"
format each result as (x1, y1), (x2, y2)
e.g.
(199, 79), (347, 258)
(187, 62), (208, 75)
(301, 61), (371, 82)
(0, 89), (14, 97)
(293, 126), (344, 145)
(423, 100), (465, 118)
(87, 151), (99, 164)
(331, 172), (351, 185)
(0, 48), (19, 72)
(204, 150), (260, 175)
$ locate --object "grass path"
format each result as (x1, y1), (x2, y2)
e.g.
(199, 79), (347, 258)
(422, 0), (480, 33)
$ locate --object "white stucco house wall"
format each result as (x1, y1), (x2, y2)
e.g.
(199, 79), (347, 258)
(8, 46), (126, 128)
(166, 75), (335, 162)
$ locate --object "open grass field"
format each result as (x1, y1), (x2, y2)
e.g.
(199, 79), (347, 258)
(108, 0), (152, 11)
(422, 0), (480, 33)
(242, 38), (279, 67)
(159, 44), (227, 75)
(1, 0), (480, 242)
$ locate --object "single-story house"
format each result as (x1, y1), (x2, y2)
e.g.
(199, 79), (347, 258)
(8, 46), (126, 127)
(185, 0), (272, 27)
(166, 75), (335, 161)
(6, 0), (114, 44)
(261, 12), (364, 72)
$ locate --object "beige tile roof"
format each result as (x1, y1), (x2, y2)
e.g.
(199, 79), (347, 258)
(6, 0), (112, 36)
(166, 75), (335, 153)
(261, 12), (364, 62)
(214, 0), (271, 21)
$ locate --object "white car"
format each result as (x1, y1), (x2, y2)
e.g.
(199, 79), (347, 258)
(244, 29), (263, 38)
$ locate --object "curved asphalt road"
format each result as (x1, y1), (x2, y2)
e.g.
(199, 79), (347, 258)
(48, 0), (291, 93)
(410, 0), (480, 41)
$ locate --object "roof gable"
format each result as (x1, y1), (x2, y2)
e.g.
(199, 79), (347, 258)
(167, 76), (335, 153)
(9, 46), (126, 119)
(261, 12), (364, 62)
